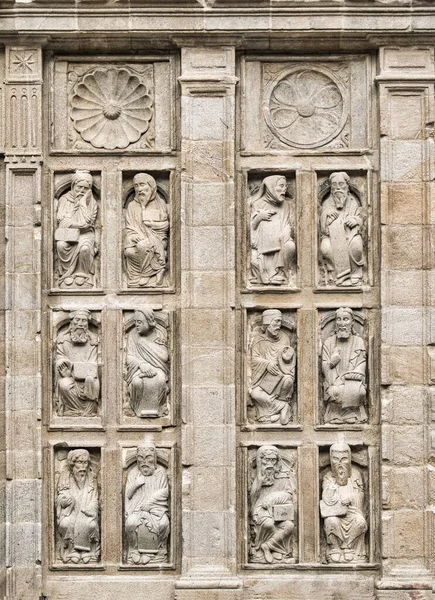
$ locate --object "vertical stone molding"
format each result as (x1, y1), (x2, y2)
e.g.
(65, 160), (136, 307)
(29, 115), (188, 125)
(176, 46), (240, 596)
(4, 43), (43, 600)
(378, 46), (435, 596)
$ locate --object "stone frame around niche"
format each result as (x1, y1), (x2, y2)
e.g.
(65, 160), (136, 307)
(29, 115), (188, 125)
(119, 308), (177, 430)
(119, 441), (177, 571)
(47, 442), (104, 571)
(315, 169), (373, 291)
(46, 308), (105, 432)
(47, 169), (104, 295)
(316, 307), (379, 430)
(318, 442), (380, 568)
(239, 307), (301, 431)
(239, 442), (300, 569)
(239, 169), (298, 293)
(119, 169), (175, 294)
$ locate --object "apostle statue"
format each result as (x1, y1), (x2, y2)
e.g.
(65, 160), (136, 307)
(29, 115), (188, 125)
(319, 171), (364, 287)
(249, 175), (296, 286)
(54, 309), (100, 417)
(249, 309), (296, 426)
(56, 449), (100, 564)
(123, 172), (170, 287)
(125, 309), (169, 418)
(55, 170), (99, 288)
(250, 445), (295, 564)
(124, 443), (170, 565)
(321, 307), (367, 425)
(320, 442), (368, 563)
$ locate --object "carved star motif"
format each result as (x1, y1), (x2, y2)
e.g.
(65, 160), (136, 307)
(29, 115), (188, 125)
(11, 52), (35, 73)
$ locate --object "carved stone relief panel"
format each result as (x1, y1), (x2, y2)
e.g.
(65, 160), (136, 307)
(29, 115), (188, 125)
(52, 310), (102, 419)
(53, 445), (101, 567)
(123, 309), (172, 423)
(317, 171), (368, 289)
(122, 171), (171, 290)
(242, 56), (370, 153)
(246, 172), (297, 289)
(51, 58), (173, 153)
(319, 443), (369, 565)
(243, 444), (298, 566)
(52, 170), (101, 290)
(244, 309), (297, 428)
(123, 443), (172, 567)
(318, 308), (368, 426)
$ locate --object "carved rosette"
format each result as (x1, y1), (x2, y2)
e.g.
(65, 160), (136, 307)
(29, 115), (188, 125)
(70, 67), (153, 150)
(265, 66), (347, 149)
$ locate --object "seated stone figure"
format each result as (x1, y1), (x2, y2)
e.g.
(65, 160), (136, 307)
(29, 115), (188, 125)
(125, 443), (170, 565)
(250, 445), (295, 564)
(125, 309), (169, 418)
(56, 449), (100, 564)
(320, 442), (368, 564)
(249, 309), (296, 425)
(322, 307), (367, 424)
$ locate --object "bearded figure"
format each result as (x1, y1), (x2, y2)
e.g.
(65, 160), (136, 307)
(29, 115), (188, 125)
(320, 442), (368, 564)
(125, 443), (170, 565)
(319, 171), (364, 287)
(124, 172), (170, 287)
(249, 309), (296, 426)
(249, 175), (296, 286)
(321, 307), (367, 425)
(125, 309), (169, 418)
(55, 170), (98, 288)
(250, 445), (295, 564)
(55, 310), (100, 417)
(56, 449), (100, 564)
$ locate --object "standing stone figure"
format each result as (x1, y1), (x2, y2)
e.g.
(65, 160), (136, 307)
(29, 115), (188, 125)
(250, 445), (295, 564)
(249, 175), (296, 286)
(249, 309), (296, 426)
(55, 170), (99, 288)
(319, 172), (364, 287)
(55, 449), (100, 564)
(321, 307), (367, 425)
(320, 442), (368, 563)
(125, 443), (170, 565)
(55, 310), (100, 417)
(125, 309), (169, 418)
(123, 173), (170, 287)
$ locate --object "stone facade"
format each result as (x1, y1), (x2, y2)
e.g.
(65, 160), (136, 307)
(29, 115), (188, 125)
(1, 2), (435, 599)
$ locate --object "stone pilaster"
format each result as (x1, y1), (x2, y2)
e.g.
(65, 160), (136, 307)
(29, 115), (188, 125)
(4, 44), (43, 600)
(176, 46), (241, 599)
(377, 46), (434, 600)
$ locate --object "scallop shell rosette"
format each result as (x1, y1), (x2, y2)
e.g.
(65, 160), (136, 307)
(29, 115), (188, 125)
(265, 67), (347, 149)
(70, 67), (153, 150)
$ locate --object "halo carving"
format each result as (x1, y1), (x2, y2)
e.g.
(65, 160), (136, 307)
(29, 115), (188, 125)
(265, 66), (347, 149)
(70, 67), (153, 150)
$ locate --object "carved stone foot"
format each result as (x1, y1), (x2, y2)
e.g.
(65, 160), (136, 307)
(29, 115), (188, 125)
(261, 543), (274, 564)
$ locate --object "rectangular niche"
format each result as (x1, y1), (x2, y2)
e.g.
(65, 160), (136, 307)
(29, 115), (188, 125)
(318, 443), (377, 566)
(50, 57), (174, 154)
(240, 443), (299, 568)
(317, 307), (375, 429)
(48, 309), (104, 431)
(242, 55), (371, 154)
(241, 308), (299, 430)
(316, 170), (371, 290)
(120, 442), (176, 569)
(120, 308), (176, 429)
(242, 170), (298, 291)
(50, 443), (103, 570)
(120, 170), (174, 293)
(49, 170), (103, 293)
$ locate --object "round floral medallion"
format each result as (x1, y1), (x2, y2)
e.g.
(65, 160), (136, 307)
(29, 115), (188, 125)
(265, 66), (347, 149)
(70, 67), (153, 150)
